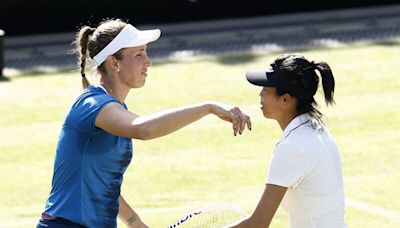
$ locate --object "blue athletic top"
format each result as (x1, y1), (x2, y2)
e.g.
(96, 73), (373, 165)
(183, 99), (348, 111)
(43, 85), (133, 228)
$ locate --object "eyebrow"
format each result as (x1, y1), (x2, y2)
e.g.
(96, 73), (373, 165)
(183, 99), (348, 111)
(134, 47), (146, 53)
(127, 48), (145, 55)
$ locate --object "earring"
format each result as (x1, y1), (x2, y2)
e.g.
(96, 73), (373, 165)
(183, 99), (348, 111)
(116, 68), (120, 72)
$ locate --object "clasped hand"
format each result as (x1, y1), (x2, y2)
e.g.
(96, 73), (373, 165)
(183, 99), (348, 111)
(210, 102), (252, 136)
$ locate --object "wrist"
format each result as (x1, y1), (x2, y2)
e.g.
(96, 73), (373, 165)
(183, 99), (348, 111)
(126, 214), (139, 226)
(202, 101), (216, 115)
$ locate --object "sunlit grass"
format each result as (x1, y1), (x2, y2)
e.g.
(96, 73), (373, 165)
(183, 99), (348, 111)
(1, 41), (399, 227)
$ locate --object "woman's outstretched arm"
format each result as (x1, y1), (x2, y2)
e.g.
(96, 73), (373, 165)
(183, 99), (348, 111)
(95, 101), (251, 140)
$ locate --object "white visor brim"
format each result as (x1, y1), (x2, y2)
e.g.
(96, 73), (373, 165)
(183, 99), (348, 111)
(93, 24), (161, 66)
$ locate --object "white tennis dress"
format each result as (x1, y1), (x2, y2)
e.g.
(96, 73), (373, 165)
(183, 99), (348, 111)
(266, 114), (347, 228)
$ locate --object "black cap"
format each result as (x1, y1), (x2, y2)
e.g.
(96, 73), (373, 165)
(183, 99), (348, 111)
(246, 63), (314, 99)
(246, 63), (289, 88)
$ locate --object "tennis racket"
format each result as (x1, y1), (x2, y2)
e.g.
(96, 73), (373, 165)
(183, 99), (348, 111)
(166, 204), (248, 228)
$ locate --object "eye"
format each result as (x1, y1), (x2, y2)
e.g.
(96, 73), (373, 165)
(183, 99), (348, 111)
(135, 52), (147, 58)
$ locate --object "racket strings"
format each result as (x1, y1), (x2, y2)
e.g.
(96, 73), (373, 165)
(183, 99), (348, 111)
(182, 209), (245, 227)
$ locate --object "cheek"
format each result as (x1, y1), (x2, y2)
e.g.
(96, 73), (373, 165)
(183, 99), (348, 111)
(124, 64), (142, 80)
(263, 97), (278, 111)
(262, 95), (270, 106)
(122, 57), (140, 68)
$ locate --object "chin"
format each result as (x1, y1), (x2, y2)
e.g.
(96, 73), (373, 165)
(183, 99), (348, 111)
(262, 112), (272, 119)
(132, 80), (145, 88)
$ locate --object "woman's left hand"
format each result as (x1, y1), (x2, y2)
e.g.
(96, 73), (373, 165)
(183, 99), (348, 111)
(209, 102), (252, 136)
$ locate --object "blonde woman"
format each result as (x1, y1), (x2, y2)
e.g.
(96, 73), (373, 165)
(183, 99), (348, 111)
(37, 19), (251, 228)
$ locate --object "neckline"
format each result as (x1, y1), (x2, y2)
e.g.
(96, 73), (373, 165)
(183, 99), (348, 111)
(97, 85), (108, 94)
(276, 114), (311, 146)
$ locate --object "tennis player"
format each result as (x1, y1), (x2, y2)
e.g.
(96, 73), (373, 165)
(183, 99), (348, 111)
(36, 18), (251, 228)
(229, 54), (346, 227)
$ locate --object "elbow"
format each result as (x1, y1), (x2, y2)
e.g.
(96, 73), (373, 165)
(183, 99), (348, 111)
(134, 125), (154, 140)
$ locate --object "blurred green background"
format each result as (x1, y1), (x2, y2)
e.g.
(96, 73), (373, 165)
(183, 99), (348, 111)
(0, 41), (400, 227)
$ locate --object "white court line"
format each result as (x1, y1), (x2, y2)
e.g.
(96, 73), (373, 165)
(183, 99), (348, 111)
(346, 198), (400, 219)
(2, 198), (400, 227)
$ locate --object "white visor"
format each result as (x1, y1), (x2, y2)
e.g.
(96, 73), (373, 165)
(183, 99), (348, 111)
(93, 24), (161, 66)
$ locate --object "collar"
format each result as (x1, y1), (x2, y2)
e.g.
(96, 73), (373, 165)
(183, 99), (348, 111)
(277, 113), (311, 145)
(97, 85), (108, 94)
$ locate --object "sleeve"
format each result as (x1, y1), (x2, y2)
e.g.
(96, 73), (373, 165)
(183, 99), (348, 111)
(266, 142), (307, 188)
(67, 94), (120, 132)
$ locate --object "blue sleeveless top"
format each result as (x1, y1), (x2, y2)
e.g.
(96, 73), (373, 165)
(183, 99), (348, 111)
(43, 85), (133, 228)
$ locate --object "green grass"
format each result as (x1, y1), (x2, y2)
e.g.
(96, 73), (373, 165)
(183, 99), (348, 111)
(1, 41), (400, 227)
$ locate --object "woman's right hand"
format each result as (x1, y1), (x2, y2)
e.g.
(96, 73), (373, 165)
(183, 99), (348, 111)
(208, 101), (252, 136)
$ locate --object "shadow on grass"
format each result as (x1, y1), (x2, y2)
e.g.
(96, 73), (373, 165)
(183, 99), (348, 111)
(0, 76), (10, 82)
(373, 39), (400, 47)
(2, 69), (76, 81)
(215, 54), (260, 65)
(152, 58), (184, 67)
(152, 53), (263, 67)
(6, 38), (400, 78)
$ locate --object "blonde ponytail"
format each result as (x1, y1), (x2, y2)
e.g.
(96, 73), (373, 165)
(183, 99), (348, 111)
(75, 26), (95, 89)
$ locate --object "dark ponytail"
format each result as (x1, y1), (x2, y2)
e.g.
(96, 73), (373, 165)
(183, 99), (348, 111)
(75, 26), (95, 89)
(312, 61), (335, 105)
(274, 54), (336, 124)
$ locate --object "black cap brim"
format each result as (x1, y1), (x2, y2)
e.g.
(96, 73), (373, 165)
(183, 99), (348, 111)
(246, 70), (275, 87)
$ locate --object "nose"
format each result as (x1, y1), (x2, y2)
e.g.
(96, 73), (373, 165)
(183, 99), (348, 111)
(146, 54), (152, 66)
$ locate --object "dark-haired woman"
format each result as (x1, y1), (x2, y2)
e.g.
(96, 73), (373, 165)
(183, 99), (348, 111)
(37, 19), (251, 228)
(229, 54), (346, 227)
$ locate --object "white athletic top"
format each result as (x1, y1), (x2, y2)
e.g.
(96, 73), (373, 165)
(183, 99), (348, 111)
(266, 114), (346, 228)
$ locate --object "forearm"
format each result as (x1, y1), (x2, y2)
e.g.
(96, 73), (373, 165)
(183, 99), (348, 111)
(96, 101), (249, 139)
(227, 216), (257, 228)
(228, 184), (286, 228)
(132, 102), (212, 140)
(118, 195), (144, 227)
